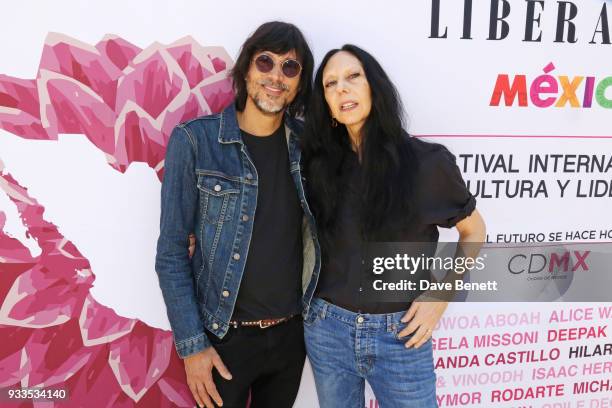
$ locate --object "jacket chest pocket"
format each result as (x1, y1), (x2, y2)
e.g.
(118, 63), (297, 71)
(197, 173), (241, 225)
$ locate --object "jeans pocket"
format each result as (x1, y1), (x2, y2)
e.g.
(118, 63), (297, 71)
(394, 322), (419, 342)
(303, 310), (319, 327)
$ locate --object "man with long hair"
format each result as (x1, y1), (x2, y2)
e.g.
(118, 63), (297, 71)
(155, 22), (319, 407)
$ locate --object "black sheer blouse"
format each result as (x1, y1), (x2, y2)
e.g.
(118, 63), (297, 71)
(313, 136), (476, 313)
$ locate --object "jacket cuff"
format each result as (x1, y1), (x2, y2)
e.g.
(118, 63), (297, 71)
(175, 332), (212, 359)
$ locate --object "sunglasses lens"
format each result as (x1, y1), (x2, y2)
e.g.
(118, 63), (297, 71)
(282, 59), (301, 78)
(255, 54), (274, 73)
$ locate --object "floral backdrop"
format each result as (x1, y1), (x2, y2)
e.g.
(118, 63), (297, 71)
(0, 33), (234, 407)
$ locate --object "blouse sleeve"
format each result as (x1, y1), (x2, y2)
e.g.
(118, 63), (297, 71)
(417, 144), (476, 228)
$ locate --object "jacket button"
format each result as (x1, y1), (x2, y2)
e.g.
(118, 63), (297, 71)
(357, 316), (364, 324)
(246, 173), (253, 180)
(242, 215), (249, 221)
(214, 184), (222, 192)
(212, 323), (219, 330)
(233, 253), (240, 260)
(222, 290), (230, 297)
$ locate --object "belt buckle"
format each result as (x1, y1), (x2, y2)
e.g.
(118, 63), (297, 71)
(259, 319), (274, 329)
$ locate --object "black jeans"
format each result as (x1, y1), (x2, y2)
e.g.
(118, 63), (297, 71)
(206, 316), (306, 408)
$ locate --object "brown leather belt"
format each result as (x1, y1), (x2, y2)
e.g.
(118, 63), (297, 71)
(229, 315), (295, 329)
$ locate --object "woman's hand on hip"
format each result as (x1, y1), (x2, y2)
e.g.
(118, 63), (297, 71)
(397, 298), (448, 349)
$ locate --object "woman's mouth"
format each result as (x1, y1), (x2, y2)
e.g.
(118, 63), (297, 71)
(340, 101), (358, 111)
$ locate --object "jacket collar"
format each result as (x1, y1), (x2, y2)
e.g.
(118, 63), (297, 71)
(218, 101), (302, 143)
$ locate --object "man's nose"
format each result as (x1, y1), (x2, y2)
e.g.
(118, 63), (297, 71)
(268, 62), (284, 82)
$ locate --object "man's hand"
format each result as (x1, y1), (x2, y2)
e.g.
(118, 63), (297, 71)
(184, 346), (232, 408)
(397, 298), (448, 349)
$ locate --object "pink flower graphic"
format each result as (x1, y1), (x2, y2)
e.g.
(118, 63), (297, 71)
(0, 33), (234, 179)
(0, 33), (236, 406)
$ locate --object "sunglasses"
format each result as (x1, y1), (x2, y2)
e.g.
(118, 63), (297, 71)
(254, 53), (302, 78)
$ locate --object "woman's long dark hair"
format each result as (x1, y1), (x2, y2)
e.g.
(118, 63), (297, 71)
(302, 44), (416, 245)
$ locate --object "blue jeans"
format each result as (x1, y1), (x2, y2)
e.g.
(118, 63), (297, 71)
(304, 298), (438, 408)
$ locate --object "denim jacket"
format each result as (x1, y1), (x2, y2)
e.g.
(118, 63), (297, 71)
(155, 102), (321, 358)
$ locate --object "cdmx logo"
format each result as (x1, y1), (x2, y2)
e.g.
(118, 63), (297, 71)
(507, 250), (590, 278)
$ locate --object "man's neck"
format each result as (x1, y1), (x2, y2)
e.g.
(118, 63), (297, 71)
(236, 99), (285, 137)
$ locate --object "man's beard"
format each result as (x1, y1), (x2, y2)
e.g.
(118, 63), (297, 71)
(247, 78), (291, 114)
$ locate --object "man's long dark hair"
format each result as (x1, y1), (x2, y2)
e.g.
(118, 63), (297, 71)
(231, 21), (314, 117)
(302, 44), (416, 245)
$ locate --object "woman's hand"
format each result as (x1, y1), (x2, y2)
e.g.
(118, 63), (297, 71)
(397, 297), (448, 349)
(396, 208), (485, 349)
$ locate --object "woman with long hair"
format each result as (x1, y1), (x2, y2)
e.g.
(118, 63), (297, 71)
(301, 44), (486, 407)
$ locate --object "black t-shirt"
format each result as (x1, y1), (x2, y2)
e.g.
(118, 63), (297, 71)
(232, 125), (303, 320)
(314, 136), (477, 313)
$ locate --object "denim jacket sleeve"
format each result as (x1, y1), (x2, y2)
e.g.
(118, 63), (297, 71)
(155, 124), (211, 358)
